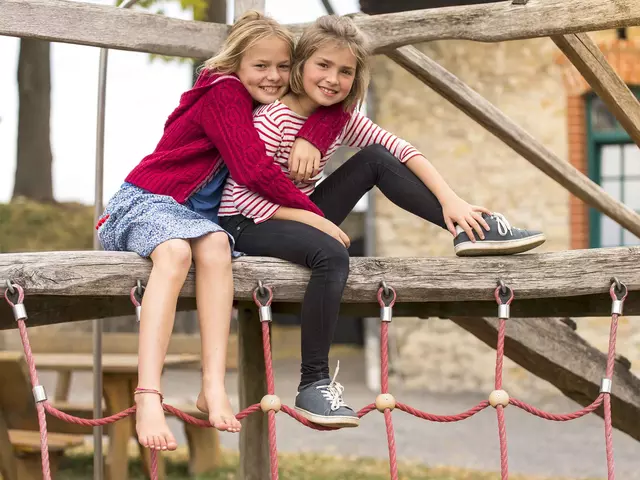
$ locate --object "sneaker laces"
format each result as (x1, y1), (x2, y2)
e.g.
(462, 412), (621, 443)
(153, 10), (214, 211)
(491, 212), (513, 237)
(317, 361), (349, 411)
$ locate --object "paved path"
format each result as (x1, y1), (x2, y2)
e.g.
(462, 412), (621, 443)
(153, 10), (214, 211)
(42, 352), (640, 479)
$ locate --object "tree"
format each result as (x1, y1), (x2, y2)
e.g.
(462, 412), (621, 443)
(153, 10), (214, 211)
(12, 39), (54, 202)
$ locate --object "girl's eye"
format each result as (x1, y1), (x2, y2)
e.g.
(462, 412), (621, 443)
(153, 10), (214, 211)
(279, 64), (291, 70)
(341, 70), (354, 76)
(318, 62), (328, 68)
(255, 64), (266, 68)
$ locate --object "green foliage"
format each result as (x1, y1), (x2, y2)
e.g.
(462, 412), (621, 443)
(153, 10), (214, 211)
(0, 200), (94, 253)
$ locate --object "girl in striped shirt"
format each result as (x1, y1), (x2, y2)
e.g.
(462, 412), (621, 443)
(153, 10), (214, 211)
(219, 15), (545, 428)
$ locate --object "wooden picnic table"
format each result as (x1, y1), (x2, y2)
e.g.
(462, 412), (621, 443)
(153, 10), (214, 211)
(34, 353), (200, 480)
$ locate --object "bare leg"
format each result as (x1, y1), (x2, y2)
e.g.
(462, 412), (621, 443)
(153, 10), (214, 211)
(191, 232), (241, 433)
(136, 239), (192, 451)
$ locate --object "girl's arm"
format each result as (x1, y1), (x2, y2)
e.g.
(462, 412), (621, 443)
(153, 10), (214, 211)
(198, 79), (324, 217)
(343, 111), (491, 238)
(296, 102), (351, 155)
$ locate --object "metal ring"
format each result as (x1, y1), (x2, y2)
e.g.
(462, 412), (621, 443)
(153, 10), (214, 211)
(5, 280), (15, 295)
(258, 280), (266, 297)
(610, 278), (628, 301)
(610, 277), (623, 293)
(381, 281), (390, 296)
(498, 279), (507, 295)
(136, 279), (146, 297)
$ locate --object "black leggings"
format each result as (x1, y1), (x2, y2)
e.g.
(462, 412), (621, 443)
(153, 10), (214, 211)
(220, 144), (446, 387)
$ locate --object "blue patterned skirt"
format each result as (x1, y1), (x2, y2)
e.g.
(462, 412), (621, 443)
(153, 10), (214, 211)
(97, 183), (238, 258)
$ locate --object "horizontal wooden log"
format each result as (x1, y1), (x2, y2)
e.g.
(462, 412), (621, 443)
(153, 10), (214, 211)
(385, 44), (640, 239)
(450, 316), (640, 443)
(1, 0), (640, 59)
(1, 248), (639, 328)
(552, 33), (640, 147)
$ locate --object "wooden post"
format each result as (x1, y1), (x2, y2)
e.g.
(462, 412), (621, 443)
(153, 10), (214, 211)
(237, 302), (270, 480)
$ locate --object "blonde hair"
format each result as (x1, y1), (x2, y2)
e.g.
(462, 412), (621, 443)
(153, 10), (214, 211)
(289, 15), (370, 111)
(202, 11), (294, 74)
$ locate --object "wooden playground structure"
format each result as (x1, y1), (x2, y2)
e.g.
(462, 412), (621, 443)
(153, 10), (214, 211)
(1, 0), (640, 478)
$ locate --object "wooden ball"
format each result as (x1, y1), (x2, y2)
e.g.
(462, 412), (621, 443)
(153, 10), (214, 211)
(260, 394), (281, 413)
(375, 393), (396, 412)
(489, 389), (510, 408)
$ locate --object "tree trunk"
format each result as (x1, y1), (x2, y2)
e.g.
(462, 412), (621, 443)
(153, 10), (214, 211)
(13, 39), (54, 203)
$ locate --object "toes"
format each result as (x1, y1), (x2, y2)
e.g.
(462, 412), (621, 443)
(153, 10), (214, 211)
(167, 438), (178, 451)
(158, 435), (168, 451)
(139, 435), (149, 448)
(153, 435), (162, 450)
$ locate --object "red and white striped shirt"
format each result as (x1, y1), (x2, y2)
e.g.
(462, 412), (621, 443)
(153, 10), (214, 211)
(218, 100), (421, 223)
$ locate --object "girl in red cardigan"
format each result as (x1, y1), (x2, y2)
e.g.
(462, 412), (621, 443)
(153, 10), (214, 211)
(97, 12), (349, 450)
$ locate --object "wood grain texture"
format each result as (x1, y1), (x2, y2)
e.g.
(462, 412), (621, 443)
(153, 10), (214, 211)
(2, 0), (639, 58)
(552, 33), (640, 147)
(1, 249), (639, 328)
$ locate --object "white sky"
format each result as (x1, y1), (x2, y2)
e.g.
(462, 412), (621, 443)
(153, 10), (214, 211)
(0, 0), (360, 204)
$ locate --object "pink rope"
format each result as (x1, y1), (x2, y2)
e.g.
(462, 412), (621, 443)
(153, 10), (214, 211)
(3, 280), (627, 480)
(261, 317), (279, 479)
(384, 409), (398, 480)
(378, 299), (397, 480)
(497, 405), (508, 480)
(150, 449), (159, 479)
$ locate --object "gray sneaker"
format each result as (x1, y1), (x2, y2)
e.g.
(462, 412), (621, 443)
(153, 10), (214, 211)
(295, 365), (359, 428)
(454, 212), (546, 257)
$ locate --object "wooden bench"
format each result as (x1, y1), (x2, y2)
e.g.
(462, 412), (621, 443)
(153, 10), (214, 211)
(0, 352), (221, 479)
(6, 430), (84, 480)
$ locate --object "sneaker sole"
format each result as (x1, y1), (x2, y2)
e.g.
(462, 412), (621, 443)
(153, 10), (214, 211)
(455, 234), (546, 257)
(294, 407), (360, 428)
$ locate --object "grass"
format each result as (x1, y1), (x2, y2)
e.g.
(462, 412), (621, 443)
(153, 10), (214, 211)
(56, 448), (599, 480)
(0, 199), (93, 253)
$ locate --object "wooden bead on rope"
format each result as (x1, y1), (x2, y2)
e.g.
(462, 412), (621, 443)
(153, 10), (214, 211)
(375, 393), (396, 412)
(489, 389), (510, 408)
(260, 394), (281, 413)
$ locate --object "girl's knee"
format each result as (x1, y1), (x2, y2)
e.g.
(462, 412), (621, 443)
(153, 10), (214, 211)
(152, 239), (193, 276)
(315, 242), (350, 275)
(193, 232), (232, 267)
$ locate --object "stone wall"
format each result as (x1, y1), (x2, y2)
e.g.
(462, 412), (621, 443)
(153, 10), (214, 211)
(369, 36), (640, 398)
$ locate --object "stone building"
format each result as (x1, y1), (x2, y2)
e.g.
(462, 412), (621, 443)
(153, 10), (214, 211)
(360, 0), (640, 398)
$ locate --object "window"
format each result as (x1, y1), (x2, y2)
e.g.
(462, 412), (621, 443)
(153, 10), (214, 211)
(587, 90), (640, 248)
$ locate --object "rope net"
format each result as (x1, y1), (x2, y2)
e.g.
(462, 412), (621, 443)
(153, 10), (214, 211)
(2, 277), (628, 480)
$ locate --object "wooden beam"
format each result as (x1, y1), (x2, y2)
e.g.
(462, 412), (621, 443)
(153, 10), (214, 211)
(449, 316), (640, 443)
(2, 0), (640, 59)
(237, 303), (269, 480)
(385, 45), (640, 239)
(0, 0), (229, 59)
(1, 249), (639, 328)
(552, 33), (640, 147)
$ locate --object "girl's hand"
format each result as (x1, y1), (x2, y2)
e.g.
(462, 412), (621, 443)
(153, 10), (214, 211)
(312, 217), (351, 248)
(441, 195), (492, 242)
(289, 138), (321, 183)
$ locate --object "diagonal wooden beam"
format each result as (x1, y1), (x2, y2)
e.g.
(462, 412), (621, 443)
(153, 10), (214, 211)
(385, 44), (640, 239)
(449, 316), (640, 443)
(552, 33), (640, 147)
(1, 0), (640, 59)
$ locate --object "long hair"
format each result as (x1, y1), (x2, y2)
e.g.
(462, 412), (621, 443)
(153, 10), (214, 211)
(202, 11), (295, 74)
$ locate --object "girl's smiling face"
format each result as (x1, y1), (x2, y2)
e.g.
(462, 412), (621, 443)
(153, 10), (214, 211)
(236, 35), (291, 104)
(301, 42), (356, 109)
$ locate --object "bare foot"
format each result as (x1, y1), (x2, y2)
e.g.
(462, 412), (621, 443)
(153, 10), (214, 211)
(135, 393), (178, 451)
(196, 387), (241, 433)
